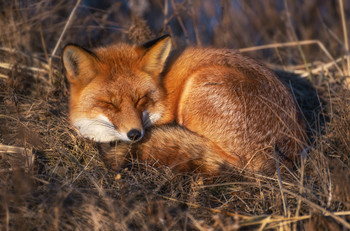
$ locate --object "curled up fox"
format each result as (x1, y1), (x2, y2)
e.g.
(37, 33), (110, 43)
(63, 35), (306, 175)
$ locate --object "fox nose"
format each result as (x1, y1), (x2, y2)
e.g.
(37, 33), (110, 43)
(127, 129), (142, 141)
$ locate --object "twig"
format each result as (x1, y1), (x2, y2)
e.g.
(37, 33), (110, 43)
(39, 24), (49, 65)
(0, 46), (49, 69)
(0, 73), (8, 79)
(299, 56), (345, 78)
(5, 200), (9, 231)
(188, 0), (201, 45)
(295, 147), (307, 230)
(339, 0), (350, 76)
(274, 149), (288, 217)
(326, 167), (333, 208)
(162, 194), (350, 228)
(163, 0), (168, 25)
(48, 0), (81, 84)
(162, 1), (187, 30)
(239, 40), (344, 76)
(281, 188), (350, 229)
(72, 152), (97, 183)
(0, 62), (50, 84)
(170, 0), (190, 44)
(258, 216), (271, 231)
(284, 0), (312, 79)
(0, 144), (35, 171)
(0, 62), (47, 74)
(241, 146), (272, 173)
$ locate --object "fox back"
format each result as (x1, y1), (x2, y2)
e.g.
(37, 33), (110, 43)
(63, 35), (306, 174)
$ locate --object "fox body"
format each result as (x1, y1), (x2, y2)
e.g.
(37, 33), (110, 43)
(63, 35), (306, 174)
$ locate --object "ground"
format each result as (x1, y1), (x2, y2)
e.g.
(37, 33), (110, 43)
(0, 1), (350, 230)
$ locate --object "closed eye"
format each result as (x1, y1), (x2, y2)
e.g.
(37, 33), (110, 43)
(136, 95), (149, 109)
(99, 101), (120, 111)
(100, 100), (114, 106)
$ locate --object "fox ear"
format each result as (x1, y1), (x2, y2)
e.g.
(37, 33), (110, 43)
(139, 35), (172, 76)
(62, 44), (98, 84)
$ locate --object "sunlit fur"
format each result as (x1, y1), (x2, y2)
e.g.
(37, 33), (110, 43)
(74, 114), (129, 142)
(63, 35), (307, 175)
(63, 37), (169, 143)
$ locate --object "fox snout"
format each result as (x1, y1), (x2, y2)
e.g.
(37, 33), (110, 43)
(104, 112), (145, 143)
(70, 100), (163, 143)
(72, 113), (145, 143)
(127, 129), (143, 141)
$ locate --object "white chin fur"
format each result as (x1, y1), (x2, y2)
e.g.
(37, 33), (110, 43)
(73, 114), (130, 143)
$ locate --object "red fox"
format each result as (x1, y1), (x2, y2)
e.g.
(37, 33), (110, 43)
(63, 35), (306, 175)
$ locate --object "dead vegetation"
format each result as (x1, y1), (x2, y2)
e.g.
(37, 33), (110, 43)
(0, 0), (350, 230)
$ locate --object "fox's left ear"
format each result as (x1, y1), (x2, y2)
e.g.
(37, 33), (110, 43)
(139, 35), (172, 76)
(62, 44), (99, 85)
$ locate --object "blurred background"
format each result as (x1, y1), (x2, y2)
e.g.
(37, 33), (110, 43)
(1, 1), (350, 230)
(0, 0), (349, 69)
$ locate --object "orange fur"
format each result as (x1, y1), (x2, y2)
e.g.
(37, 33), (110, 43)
(63, 35), (307, 175)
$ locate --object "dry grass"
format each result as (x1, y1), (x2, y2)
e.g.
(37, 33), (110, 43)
(1, 0), (350, 230)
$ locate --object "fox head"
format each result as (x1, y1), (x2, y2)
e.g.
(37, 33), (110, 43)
(63, 35), (172, 143)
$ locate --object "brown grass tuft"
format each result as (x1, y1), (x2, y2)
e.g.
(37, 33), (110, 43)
(1, 0), (350, 230)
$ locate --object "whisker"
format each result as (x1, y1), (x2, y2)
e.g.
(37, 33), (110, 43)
(97, 119), (115, 128)
(80, 118), (116, 130)
(143, 118), (152, 128)
(142, 114), (151, 127)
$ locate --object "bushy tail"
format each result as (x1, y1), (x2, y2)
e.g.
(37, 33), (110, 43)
(98, 125), (242, 175)
(98, 122), (307, 175)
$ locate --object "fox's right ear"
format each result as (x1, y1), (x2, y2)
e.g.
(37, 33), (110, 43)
(139, 35), (172, 77)
(62, 44), (98, 84)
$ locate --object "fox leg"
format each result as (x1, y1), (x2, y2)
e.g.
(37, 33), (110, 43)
(97, 141), (132, 171)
